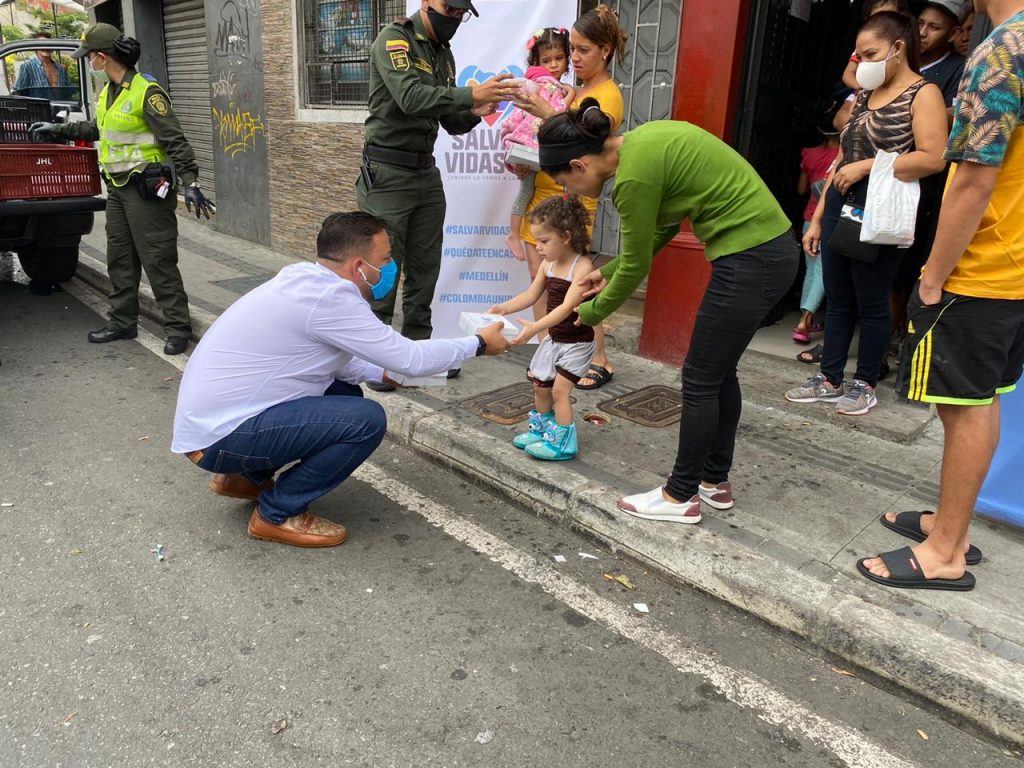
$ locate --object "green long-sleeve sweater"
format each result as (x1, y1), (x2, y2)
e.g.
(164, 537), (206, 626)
(576, 121), (790, 327)
(363, 13), (479, 153)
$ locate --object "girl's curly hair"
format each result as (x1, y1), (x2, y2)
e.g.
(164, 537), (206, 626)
(528, 194), (591, 255)
(526, 27), (570, 67)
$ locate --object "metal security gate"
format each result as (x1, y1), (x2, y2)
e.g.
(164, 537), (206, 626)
(162, 0), (216, 196)
(579, 0), (681, 256)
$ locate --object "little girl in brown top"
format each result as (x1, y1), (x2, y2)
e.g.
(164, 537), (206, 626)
(489, 195), (595, 461)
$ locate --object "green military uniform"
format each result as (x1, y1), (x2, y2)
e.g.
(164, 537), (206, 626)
(56, 69), (196, 339)
(356, 13), (479, 340)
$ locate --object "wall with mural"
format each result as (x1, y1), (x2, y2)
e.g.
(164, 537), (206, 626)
(207, 0), (271, 244)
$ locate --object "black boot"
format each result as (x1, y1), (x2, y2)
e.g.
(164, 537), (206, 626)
(163, 336), (189, 355)
(88, 327), (138, 343)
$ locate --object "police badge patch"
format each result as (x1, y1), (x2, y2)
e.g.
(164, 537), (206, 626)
(147, 92), (170, 116)
(386, 39), (410, 71)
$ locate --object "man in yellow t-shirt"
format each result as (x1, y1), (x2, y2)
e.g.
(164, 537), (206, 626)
(860, 0), (1024, 592)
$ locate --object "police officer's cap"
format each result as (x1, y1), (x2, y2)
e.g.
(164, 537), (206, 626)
(70, 23), (123, 60)
(446, 0), (479, 17)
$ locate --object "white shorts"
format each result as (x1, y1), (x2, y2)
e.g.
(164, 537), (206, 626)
(529, 337), (596, 387)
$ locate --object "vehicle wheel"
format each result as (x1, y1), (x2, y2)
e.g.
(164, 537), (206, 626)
(17, 245), (80, 283)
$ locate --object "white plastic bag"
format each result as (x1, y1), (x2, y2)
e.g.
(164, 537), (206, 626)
(860, 150), (920, 247)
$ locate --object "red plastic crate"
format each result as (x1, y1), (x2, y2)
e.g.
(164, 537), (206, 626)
(0, 145), (101, 200)
(0, 95), (52, 143)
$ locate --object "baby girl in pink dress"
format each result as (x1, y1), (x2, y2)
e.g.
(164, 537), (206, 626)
(501, 28), (575, 261)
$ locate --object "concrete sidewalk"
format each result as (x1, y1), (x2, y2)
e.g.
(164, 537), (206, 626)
(73, 213), (1024, 746)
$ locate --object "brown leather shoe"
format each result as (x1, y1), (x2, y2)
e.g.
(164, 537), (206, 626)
(247, 508), (348, 548)
(209, 473), (274, 501)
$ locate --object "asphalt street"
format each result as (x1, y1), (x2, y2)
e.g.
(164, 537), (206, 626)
(1, 275), (1020, 767)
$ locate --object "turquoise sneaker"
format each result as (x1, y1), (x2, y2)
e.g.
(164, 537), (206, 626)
(525, 422), (578, 461)
(512, 409), (554, 449)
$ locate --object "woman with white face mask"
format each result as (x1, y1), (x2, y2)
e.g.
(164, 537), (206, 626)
(785, 11), (948, 417)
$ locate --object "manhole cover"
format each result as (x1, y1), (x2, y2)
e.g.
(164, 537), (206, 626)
(211, 274), (274, 296)
(598, 385), (681, 427)
(462, 382), (575, 425)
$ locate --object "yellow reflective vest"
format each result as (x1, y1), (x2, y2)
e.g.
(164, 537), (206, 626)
(96, 75), (168, 185)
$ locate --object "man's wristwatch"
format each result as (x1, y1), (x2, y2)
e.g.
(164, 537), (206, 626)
(474, 333), (487, 356)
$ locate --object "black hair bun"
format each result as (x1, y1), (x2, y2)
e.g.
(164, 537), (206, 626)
(114, 35), (142, 67)
(575, 97), (612, 142)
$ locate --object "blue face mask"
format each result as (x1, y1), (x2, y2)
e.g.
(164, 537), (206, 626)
(358, 260), (397, 300)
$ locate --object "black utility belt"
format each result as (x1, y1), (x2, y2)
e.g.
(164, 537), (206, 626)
(363, 145), (434, 170)
(104, 163), (175, 200)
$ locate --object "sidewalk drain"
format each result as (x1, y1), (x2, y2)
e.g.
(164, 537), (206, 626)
(598, 385), (681, 428)
(462, 383), (576, 425)
(583, 413), (610, 425)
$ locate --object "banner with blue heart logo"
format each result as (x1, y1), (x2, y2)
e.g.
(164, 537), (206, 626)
(404, 0), (578, 341)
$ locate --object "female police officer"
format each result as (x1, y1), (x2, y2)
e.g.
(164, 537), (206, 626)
(31, 23), (214, 355)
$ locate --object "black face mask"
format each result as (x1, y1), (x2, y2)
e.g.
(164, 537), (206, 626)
(427, 7), (461, 44)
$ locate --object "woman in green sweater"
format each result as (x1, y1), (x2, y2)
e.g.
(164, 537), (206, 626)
(537, 100), (798, 522)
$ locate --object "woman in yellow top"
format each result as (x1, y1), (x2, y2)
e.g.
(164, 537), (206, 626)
(513, 4), (625, 389)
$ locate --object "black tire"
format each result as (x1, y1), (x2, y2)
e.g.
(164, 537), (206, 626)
(17, 244), (80, 283)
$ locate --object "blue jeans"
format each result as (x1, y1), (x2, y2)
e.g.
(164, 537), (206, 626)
(799, 221), (825, 315)
(819, 187), (903, 388)
(195, 381), (387, 524)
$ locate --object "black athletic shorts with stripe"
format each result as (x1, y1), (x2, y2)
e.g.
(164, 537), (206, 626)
(897, 285), (1024, 405)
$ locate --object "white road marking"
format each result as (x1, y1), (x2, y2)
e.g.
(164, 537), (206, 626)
(66, 280), (190, 373)
(354, 462), (919, 768)
(67, 276), (917, 768)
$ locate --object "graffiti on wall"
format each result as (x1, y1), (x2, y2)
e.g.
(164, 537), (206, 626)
(209, 0), (266, 157)
(214, 0), (251, 58)
(212, 106), (266, 158)
(211, 71), (236, 99)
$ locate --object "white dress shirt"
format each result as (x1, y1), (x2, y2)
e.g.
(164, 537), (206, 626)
(172, 262), (478, 452)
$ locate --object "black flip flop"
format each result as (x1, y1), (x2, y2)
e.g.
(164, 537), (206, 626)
(577, 364), (613, 390)
(880, 511), (982, 565)
(797, 343), (823, 365)
(856, 546), (975, 591)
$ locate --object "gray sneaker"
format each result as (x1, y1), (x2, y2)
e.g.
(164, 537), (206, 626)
(835, 379), (878, 416)
(784, 372), (844, 403)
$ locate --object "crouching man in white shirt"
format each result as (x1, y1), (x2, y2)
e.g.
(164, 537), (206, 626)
(171, 211), (509, 548)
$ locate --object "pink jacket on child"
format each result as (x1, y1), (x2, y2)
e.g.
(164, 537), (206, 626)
(501, 66), (571, 166)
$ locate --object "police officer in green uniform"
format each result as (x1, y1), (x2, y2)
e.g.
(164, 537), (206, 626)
(31, 24), (215, 356)
(357, 0), (517, 388)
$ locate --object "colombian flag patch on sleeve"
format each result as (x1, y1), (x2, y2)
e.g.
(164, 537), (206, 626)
(385, 39), (410, 52)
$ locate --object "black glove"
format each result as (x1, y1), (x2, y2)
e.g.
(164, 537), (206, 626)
(28, 122), (60, 142)
(184, 183), (216, 220)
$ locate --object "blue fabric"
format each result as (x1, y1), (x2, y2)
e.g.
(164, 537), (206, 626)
(977, 375), (1024, 528)
(195, 380), (387, 523)
(799, 221), (825, 314)
(12, 57), (74, 101)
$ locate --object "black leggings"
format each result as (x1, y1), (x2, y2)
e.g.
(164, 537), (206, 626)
(666, 232), (799, 502)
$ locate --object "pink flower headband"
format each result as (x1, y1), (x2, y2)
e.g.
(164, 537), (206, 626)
(525, 27), (568, 51)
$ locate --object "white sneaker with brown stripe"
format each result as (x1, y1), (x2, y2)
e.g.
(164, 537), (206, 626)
(698, 481), (734, 510)
(617, 486), (703, 524)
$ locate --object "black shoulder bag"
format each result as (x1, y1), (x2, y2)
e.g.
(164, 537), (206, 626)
(827, 178), (880, 264)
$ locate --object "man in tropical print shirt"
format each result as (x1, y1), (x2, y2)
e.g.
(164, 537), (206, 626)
(860, 0), (1024, 592)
